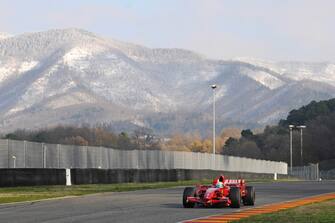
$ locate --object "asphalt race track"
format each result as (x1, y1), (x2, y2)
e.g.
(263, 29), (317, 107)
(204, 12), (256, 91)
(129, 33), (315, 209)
(0, 181), (334, 223)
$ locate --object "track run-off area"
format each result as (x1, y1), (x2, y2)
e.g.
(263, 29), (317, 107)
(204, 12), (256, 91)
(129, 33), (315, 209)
(0, 181), (334, 223)
(183, 192), (335, 223)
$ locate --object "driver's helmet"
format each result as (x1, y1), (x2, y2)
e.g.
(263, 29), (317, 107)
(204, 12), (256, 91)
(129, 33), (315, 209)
(215, 181), (224, 188)
(213, 175), (225, 187)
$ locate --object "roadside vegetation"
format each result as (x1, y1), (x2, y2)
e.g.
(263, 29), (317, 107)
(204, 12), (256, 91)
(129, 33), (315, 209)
(236, 199), (335, 223)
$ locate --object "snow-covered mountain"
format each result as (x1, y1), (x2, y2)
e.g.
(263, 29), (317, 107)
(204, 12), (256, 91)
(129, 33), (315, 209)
(0, 33), (12, 40)
(0, 28), (335, 134)
(235, 57), (335, 86)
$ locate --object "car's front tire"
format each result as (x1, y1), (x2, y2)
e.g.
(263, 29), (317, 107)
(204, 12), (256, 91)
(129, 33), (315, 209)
(183, 187), (196, 208)
(229, 187), (241, 208)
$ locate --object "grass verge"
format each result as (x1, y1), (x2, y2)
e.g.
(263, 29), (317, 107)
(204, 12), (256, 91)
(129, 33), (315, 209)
(0, 178), (286, 204)
(235, 199), (335, 223)
(0, 179), (212, 204)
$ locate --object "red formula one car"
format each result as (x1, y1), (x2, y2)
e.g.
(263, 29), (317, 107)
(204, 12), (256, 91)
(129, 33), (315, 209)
(182, 175), (255, 208)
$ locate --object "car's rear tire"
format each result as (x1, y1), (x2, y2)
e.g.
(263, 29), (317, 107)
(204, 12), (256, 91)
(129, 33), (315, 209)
(229, 187), (241, 208)
(243, 186), (255, 206)
(183, 187), (196, 208)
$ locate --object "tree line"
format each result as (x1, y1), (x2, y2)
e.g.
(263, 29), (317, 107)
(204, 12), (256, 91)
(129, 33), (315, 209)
(3, 124), (160, 150)
(223, 99), (335, 166)
(3, 123), (243, 154)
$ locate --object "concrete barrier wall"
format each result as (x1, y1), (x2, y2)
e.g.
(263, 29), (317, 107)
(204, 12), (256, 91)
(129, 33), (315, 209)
(71, 169), (282, 184)
(0, 168), (283, 187)
(0, 169), (65, 187)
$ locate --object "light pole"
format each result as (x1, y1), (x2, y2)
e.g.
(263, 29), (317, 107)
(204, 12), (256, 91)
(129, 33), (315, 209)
(296, 125), (306, 166)
(289, 125), (294, 173)
(211, 84), (217, 169)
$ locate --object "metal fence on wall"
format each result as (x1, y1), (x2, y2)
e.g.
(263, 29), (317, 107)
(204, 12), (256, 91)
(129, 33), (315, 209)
(289, 163), (320, 180)
(0, 139), (287, 174)
(320, 169), (335, 180)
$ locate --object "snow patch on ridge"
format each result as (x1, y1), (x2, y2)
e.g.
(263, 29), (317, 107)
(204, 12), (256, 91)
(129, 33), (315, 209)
(63, 46), (105, 70)
(47, 92), (95, 109)
(6, 63), (75, 115)
(0, 60), (38, 83)
(18, 61), (39, 73)
(0, 33), (12, 40)
(234, 57), (285, 74)
(235, 57), (335, 87)
(240, 67), (284, 90)
(0, 62), (16, 83)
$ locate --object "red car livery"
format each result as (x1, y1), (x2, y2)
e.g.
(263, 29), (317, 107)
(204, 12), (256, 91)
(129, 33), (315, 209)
(182, 175), (255, 208)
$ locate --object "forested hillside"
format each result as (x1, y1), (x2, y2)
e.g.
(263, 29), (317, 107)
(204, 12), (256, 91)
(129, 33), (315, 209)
(223, 99), (335, 165)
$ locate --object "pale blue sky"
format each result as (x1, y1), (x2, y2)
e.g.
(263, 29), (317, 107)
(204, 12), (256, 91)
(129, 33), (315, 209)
(0, 0), (334, 62)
